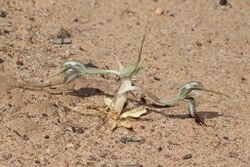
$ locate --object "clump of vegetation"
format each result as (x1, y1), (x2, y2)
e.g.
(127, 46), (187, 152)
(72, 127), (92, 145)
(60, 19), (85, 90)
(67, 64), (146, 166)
(15, 34), (227, 130)
(59, 35), (146, 129)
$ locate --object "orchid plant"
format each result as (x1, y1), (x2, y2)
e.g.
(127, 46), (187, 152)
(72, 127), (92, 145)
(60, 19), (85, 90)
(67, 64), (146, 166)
(15, 34), (227, 130)
(58, 35), (146, 129)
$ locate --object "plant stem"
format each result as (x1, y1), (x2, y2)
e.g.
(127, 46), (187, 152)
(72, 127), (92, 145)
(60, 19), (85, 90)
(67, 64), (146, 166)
(114, 78), (132, 116)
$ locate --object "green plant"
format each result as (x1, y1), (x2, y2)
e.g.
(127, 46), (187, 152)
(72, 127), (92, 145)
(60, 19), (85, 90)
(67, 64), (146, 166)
(59, 60), (120, 83)
(136, 81), (229, 124)
(59, 35), (145, 84)
(57, 35), (146, 130)
(14, 34), (228, 130)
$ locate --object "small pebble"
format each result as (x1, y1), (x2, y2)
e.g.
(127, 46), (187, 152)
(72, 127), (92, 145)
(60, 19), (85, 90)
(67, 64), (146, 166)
(140, 125), (145, 129)
(196, 42), (202, 47)
(153, 76), (161, 81)
(241, 77), (246, 82)
(139, 97), (147, 105)
(157, 147), (163, 152)
(0, 10), (7, 17)
(44, 135), (50, 139)
(53, 28), (72, 44)
(120, 135), (145, 143)
(0, 58), (3, 64)
(155, 8), (164, 15)
(219, 0), (227, 6)
(34, 160), (40, 164)
(16, 59), (24, 66)
(76, 127), (85, 134)
(0, 29), (10, 36)
(67, 126), (76, 133)
(41, 113), (48, 117)
(169, 13), (175, 17)
(66, 143), (74, 148)
(182, 154), (192, 160)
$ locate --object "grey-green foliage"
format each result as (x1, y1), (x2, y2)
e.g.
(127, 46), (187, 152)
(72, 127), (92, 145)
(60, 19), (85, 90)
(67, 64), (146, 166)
(185, 96), (197, 118)
(143, 81), (228, 107)
(114, 34), (145, 79)
(59, 34), (145, 83)
(59, 60), (119, 83)
(58, 35), (227, 123)
(139, 81), (228, 124)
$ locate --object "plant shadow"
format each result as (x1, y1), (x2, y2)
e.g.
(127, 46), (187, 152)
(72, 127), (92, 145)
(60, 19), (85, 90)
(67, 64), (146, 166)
(150, 109), (222, 120)
(65, 87), (113, 99)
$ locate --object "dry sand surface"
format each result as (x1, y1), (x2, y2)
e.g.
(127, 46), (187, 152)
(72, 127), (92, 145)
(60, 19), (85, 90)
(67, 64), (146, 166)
(0, 0), (250, 166)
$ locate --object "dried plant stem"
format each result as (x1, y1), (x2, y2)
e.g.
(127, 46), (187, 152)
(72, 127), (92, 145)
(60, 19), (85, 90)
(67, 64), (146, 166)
(114, 78), (132, 116)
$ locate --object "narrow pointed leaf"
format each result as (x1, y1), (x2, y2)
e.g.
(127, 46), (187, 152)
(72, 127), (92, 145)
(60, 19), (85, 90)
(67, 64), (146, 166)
(108, 119), (117, 131)
(185, 96), (196, 118)
(64, 69), (79, 83)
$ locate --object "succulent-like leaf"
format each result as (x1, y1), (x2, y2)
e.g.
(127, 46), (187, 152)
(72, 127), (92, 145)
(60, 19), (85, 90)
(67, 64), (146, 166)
(59, 60), (120, 83)
(63, 68), (80, 83)
(60, 60), (87, 74)
(145, 81), (229, 106)
(177, 81), (205, 99)
(185, 96), (206, 126)
(185, 96), (196, 118)
(176, 81), (228, 99)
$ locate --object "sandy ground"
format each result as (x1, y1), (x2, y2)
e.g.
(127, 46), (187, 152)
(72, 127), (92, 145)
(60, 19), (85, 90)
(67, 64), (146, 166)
(0, 0), (250, 166)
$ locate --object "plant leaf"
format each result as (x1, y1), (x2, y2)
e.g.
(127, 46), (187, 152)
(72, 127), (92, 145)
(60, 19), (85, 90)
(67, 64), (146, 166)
(115, 34), (145, 79)
(177, 81), (229, 99)
(177, 81), (205, 99)
(108, 119), (117, 131)
(120, 107), (147, 118)
(185, 96), (196, 118)
(120, 120), (132, 129)
(143, 81), (229, 107)
(108, 111), (119, 120)
(64, 68), (79, 83)
(60, 60), (87, 74)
